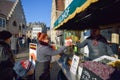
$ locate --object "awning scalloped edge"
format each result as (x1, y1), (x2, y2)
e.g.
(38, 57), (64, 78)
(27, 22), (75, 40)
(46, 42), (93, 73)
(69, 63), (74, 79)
(54, 0), (98, 30)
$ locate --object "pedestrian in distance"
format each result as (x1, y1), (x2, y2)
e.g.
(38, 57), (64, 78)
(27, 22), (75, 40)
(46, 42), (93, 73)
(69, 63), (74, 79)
(0, 30), (16, 80)
(27, 37), (31, 47)
(74, 27), (114, 60)
(34, 32), (71, 80)
(21, 36), (25, 48)
(10, 34), (18, 55)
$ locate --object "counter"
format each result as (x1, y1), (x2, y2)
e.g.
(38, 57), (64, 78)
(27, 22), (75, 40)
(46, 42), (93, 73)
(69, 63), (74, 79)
(57, 54), (81, 80)
(57, 61), (80, 80)
(57, 55), (120, 80)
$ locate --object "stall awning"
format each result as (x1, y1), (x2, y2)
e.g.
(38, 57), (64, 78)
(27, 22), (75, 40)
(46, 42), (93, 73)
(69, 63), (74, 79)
(54, 0), (120, 30)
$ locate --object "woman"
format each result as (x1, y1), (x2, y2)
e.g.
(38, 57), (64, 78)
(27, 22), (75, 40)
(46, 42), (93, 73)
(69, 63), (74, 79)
(34, 32), (70, 80)
(0, 30), (16, 80)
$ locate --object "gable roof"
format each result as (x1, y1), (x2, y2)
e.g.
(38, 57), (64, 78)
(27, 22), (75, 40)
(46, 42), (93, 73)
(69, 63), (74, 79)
(0, 0), (16, 19)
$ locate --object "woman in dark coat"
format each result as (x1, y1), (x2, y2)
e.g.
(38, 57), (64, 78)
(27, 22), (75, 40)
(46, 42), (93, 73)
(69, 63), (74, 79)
(34, 32), (70, 80)
(0, 30), (16, 80)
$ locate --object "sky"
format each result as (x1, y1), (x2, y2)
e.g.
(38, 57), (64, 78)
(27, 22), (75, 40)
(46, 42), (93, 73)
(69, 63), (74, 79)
(21, 0), (52, 27)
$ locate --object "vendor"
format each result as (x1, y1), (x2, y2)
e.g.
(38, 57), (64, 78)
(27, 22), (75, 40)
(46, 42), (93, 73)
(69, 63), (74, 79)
(75, 27), (114, 60)
(34, 32), (71, 80)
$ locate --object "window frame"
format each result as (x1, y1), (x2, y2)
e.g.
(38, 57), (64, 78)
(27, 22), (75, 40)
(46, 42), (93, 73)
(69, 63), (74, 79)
(0, 17), (6, 28)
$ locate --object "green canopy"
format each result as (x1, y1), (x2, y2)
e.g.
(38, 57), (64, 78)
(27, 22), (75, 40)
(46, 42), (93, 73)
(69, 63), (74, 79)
(54, 0), (98, 30)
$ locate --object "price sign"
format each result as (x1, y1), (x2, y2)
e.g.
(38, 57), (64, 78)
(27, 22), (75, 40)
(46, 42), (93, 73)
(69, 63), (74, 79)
(80, 68), (102, 80)
(70, 55), (80, 75)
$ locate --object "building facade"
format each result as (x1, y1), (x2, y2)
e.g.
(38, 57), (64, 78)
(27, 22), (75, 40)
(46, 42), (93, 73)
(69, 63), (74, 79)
(0, 0), (26, 36)
(50, 0), (65, 45)
(26, 22), (47, 39)
(64, 0), (72, 9)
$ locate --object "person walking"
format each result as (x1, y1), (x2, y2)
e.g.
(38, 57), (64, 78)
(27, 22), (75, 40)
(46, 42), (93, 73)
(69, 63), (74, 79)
(10, 34), (18, 55)
(26, 37), (31, 47)
(74, 27), (114, 60)
(0, 30), (16, 80)
(34, 32), (71, 80)
(21, 36), (25, 48)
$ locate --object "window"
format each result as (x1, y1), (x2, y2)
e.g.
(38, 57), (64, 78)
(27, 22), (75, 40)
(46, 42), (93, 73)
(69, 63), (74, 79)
(13, 21), (17, 26)
(0, 17), (6, 28)
(19, 26), (21, 30)
(0, 18), (2, 27)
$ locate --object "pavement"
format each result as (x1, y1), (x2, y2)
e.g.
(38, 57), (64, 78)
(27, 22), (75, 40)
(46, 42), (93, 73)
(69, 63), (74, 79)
(15, 47), (29, 61)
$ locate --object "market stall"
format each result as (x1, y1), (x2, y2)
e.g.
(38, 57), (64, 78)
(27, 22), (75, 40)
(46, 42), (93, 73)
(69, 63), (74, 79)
(57, 54), (120, 80)
(53, 0), (120, 80)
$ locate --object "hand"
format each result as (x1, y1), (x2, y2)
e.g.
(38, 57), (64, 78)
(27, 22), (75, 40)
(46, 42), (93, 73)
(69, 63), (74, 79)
(65, 41), (72, 47)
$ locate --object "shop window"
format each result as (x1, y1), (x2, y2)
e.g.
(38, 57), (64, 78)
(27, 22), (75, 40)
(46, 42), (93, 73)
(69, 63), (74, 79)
(0, 18), (6, 27)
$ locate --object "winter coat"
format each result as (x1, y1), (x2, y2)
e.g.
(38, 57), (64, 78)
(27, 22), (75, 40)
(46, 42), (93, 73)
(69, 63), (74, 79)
(35, 42), (66, 80)
(76, 35), (114, 60)
(0, 40), (15, 80)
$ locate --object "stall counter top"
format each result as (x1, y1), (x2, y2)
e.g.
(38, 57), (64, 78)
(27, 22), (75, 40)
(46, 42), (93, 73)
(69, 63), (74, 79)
(57, 61), (81, 80)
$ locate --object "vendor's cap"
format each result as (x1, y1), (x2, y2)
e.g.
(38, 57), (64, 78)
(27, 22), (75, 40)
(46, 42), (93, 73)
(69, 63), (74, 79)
(0, 30), (12, 40)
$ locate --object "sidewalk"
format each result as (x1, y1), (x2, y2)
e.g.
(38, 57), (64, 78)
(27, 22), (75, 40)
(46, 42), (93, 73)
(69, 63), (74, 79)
(15, 47), (29, 61)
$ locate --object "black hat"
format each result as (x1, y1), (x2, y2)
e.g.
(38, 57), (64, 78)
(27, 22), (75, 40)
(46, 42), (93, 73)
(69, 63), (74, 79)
(0, 30), (12, 40)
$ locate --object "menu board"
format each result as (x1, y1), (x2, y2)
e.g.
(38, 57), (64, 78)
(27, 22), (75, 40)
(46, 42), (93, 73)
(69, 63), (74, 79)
(29, 43), (37, 66)
(70, 55), (80, 75)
